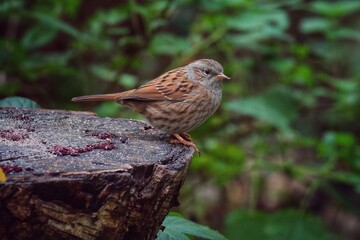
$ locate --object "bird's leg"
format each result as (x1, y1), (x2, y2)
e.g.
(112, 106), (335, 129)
(180, 133), (193, 142)
(169, 133), (200, 154)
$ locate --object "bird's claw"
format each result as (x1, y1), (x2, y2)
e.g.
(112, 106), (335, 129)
(170, 133), (200, 155)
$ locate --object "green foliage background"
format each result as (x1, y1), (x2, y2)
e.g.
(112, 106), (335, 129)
(1, 0), (360, 239)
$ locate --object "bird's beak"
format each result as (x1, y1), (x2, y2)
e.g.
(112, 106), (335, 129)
(216, 73), (230, 80)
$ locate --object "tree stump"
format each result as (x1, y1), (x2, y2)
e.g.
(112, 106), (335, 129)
(0, 107), (194, 240)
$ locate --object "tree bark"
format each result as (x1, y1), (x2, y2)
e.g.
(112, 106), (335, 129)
(0, 107), (194, 240)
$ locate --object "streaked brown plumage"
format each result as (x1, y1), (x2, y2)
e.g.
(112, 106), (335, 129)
(72, 59), (229, 152)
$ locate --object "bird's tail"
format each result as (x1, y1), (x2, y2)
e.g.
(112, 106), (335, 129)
(72, 92), (127, 102)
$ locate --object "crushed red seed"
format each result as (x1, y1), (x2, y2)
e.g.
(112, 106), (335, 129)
(48, 141), (115, 156)
(10, 115), (31, 121)
(94, 141), (115, 150)
(0, 129), (29, 141)
(49, 145), (80, 156)
(0, 165), (23, 173)
(88, 132), (117, 139)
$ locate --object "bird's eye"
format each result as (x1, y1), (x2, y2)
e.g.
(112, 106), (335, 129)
(203, 69), (210, 75)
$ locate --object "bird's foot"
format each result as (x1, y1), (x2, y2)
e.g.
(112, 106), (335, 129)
(169, 133), (200, 155)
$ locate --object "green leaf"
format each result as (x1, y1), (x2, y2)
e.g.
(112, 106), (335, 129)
(292, 64), (315, 86)
(88, 8), (128, 37)
(332, 172), (360, 192)
(225, 209), (341, 240)
(300, 17), (333, 34)
(0, 0), (22, 13)
(90, 65), (117, 82)
(226, 10), (289, 31)
(0, 96), (40, 108)
(94, 102), (128, 118)
(21, 25), (58, 49)
(62, 0), (82, 17)
(157, 227), (190, 240)
(191, 143), (245, 184)
(226, 9), (290, 48)
(330, 28), (360, 41)
(317, 131), (359, 170)
(269, 58), (296, 75)
(225, 86), (298, 133)
(200, 0), (249, 11)
(28, 11), (82, 38)
(157, 215), (227, 240)
(150, 33), (189, 55)
(309, 1), (360, 17)
(117, 73), (138, 89)
(102, 9), (128, 25)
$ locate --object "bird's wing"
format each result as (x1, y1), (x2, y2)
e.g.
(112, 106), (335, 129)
(121, 67), (198, 102)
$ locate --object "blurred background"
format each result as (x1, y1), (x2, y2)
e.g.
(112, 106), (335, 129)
(1, 0), (360, 239)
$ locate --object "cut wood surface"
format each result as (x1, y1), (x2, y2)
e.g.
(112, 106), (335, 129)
(0, 107), (194, 240)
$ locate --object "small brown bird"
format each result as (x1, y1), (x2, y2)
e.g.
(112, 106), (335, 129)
(72, 59), (229, 153)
